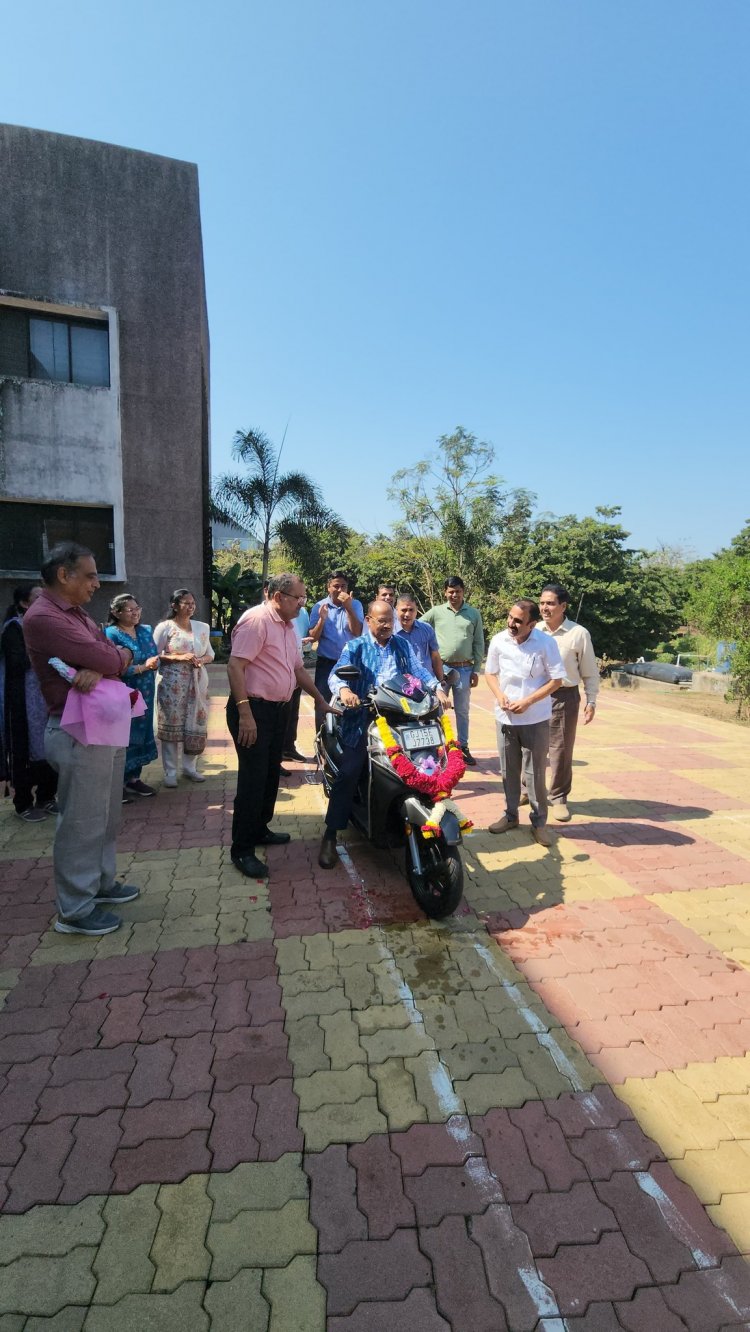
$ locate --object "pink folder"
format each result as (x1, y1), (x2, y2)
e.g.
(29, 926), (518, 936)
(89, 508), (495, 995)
(59, 678), (146, 747)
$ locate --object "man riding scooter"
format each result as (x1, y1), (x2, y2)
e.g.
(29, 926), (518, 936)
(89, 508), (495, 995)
(318, 600), (450, 868)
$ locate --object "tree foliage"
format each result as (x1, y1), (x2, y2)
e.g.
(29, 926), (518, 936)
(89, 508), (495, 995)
(212, 428), (326, 581)
(689, 544), (750, 714)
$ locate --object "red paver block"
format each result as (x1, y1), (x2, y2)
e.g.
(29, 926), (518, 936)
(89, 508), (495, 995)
(390, 1117), (484, 1176)
(49, 1044), (135, 1087)
(305, 1144), (367, 1252)
(615, 1286), (691, 1330)
(170, 1032), (214, 1097)
(420, 1214), (508, 1331)
(348, 1136), (416, 1239)
(470, 1202), (563, 1329)
(80, 954), (153, 1000)
(318, 1230), (433, 1317)
(471, 1109), (546, 1202)
(0, 1029), (60, 1064)
(247, 975), (285, 1026)
(0, 1057), (52, 1130)
(253, 1079), (302, 1158)
(149, 950), (188, 991)
(509, 1099), (590, 1191)
(404, 1160), (504, 1226)
(59, 1107), (121, 1203)
(112, 1128), (211, 1192)
(208, 1084), (259, 1169)
(36, 1073), (130, 1122)
(511, 1181), (618, 1256)
(596, 1171), (703, 1284)
(662, 1257), (750, 1329)
(0, 1123), (25, 1167)
(212, 1024), (291, 1089)
(537, 1231), (652, 1318)
(212, 980), (250, 1032)
(570, 1119), (666, 1181)
(140, 1002), (215, 1042)
(100, 993), (146, 1047)
(646, 1162), (738, 1266)
(327, 1287), (451, 1331)
(5, 1115), (75, 1212)
(119, 1091), (212, 1147)
(127, 1041), (175, 1106)
(56, 997), (109, 1055)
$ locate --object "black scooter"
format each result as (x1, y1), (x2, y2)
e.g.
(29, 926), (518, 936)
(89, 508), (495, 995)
(316, 666), (465, 918)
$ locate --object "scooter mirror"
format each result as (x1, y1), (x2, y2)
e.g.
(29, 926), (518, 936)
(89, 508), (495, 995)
(334, 665), (361, 682)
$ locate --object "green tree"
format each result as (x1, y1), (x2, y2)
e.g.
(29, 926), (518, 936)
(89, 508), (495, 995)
(388, 426), (534, 606)
(275, 505), (352, 596)
(211, 556), (262, 641)
(212, 428), (325, 581)
(689, 547), (750, 714)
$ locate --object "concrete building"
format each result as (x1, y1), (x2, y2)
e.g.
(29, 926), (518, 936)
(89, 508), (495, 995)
(0, 124), (210, 625)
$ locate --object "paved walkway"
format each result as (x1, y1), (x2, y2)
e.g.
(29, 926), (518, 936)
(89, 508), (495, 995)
(1, 672), (749, 1329)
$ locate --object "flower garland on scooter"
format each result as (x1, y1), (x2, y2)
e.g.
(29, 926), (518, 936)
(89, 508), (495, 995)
(375, 711), (466, 797)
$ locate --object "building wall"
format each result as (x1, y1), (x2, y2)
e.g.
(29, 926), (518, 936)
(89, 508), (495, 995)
(0, 123), (210, 627)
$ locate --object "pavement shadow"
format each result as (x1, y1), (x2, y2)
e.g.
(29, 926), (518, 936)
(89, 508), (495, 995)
(560, 818), (698, 847)
(572, 798), (711, 824)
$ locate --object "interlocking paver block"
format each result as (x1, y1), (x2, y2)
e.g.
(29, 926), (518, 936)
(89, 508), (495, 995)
(151, 1173), (211, 1291)
(1, 1248), (96, 1319)
(370, 1057), (427, 1131)
(263, 1255), (327, 1332)
(536, 1230), (653, 1318)
(82, 1280), (210, 1330)
(348, 1136), (416, 1238)
(0, 1196), (104, 1264)
(420, 1214), (508, 1332)
(208, 1198), (316, 1279)
(208, 1155), (308, 1221)
(295, 1066), (377, 1112)
(470, 1202), (563, 1330)
(24, 1310), (88, 1331)
(93, 1185), (160, 1303)
(204, 1268), (270, 1330)
(512, 1181), (617, 1256)
(60, 1108), (122, 1204)
(300, 1096), (387, 1152)
(305, 1144), (366, 1252)
(6, 1116), (76, 1212)
(615, 1285), (692, 1331)
(318, 1229), (432, 1316)
(327, 1288), (451, 1331)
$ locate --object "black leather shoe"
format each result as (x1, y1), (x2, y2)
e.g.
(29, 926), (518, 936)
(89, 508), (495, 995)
(283, 749), (310, 763)
(461, 746), (477, 767)
(257, 829), (291, 845)
(318, 835), (339, 869)
(279, 766), (291, 777)
(231, 853), (269, 879)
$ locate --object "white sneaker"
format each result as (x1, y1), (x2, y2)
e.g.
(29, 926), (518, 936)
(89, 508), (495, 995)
(182, 769), (206, 783)
(163, 775), (178, 789)
(552, 803), (571, 822)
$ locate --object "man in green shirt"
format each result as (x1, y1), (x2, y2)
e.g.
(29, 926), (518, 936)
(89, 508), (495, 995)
(420, 576), (484, 765)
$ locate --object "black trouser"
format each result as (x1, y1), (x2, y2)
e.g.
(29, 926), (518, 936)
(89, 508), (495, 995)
(283, 686), (302, 753)
(325, 734), (368, 832)
(226, 696), (290, 857)
(314, 656), (337, 729)
(13, 759), (58, 814)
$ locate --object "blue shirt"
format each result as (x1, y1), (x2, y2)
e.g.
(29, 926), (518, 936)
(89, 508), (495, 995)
(292, 606), (310, 645)
(396, 621), (439, 676)
(310, 596), (364, 659)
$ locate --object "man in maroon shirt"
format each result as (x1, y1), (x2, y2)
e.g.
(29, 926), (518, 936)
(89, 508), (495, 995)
(23, 543), (141, 936)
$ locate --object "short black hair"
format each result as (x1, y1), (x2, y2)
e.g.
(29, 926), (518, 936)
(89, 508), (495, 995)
(511, 597), (540, 622)
(540, 583), (570, 606)
(41, 542), (94, 587)
(168, 588), (194, 619)
(3, 583), (36, 623)
(444, 576), (465, 591)
(327, 569), (350, 588)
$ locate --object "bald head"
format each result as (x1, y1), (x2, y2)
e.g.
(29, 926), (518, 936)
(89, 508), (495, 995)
(366, 599), (396, 645)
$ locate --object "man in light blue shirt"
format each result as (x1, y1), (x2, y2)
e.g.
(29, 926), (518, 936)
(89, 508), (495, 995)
(309, 570), (364, 727)
(395, 594), (446, 681)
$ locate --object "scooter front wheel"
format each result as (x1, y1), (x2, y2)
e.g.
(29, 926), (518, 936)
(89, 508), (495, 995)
(405, 831), (464, 919)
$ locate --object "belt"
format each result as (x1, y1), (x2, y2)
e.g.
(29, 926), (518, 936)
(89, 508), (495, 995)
(446, 659), (474, 668)
(249, 696), (289, 707)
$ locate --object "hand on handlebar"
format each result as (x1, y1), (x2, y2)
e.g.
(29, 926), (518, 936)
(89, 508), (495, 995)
(339, 687), (362, 709)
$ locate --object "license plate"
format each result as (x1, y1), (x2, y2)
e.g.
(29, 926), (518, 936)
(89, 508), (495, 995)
(401, 724), (442, 750)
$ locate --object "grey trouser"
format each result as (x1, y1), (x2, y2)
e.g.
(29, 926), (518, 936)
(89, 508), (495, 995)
(496, 719), (549, 827)
(548, 686), (580, 803)
(45, 716), (125, 921)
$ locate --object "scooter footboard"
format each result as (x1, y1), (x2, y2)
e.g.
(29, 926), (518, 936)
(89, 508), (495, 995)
(402, 797), (462, 846)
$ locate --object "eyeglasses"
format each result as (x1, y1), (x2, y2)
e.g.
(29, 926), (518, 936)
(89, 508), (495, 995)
(279, 592), (305, 602)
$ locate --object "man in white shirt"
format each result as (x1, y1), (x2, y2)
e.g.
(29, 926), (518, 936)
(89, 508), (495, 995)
(538, 584), (599, 822)
(484, 599), (566, 848)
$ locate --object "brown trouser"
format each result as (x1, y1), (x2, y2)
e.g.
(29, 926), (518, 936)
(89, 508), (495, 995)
(548, 686), (580, 803)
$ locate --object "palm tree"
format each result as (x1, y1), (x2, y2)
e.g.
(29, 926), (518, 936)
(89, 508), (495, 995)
(212, 428), (324, 581)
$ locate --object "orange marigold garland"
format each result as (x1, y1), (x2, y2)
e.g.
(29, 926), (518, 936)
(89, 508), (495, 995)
(374, 713), (466, 800)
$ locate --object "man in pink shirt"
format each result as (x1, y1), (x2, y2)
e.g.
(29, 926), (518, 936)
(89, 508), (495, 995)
(23, 542), (140, 936)
(226, 572), (332, 878)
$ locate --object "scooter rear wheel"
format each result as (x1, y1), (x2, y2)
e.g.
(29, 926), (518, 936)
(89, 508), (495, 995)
(405, 834), (464, 919)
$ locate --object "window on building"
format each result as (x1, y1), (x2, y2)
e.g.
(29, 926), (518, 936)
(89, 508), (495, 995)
(0, 306), (110, 387)
(0, 503), (116, 575)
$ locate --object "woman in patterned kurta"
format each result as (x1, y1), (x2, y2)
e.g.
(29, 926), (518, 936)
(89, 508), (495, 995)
(105, 594), (159, 798)
(153, 589), (214, 787)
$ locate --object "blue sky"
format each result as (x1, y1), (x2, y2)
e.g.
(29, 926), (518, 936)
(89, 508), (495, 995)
(3, 1), (748, 557)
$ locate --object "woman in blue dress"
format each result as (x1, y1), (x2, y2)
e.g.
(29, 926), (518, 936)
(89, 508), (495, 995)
(105, 594), (159, 798)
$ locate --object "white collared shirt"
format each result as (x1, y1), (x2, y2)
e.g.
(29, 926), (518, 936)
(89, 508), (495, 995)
(538, 617), (599, 705)
(485, 627), (566, 726)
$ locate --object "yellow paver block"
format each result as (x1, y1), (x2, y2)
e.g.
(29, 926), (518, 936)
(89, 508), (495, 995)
(151, 1174), (212, 1292)
(649, 885), (750, 970)
(1, 1249), (97, 1320)
(319, 1010), (368, 1069)
(263, 1255), (327, 1332)
(83, 1280), (210, 1330)
(207, 1200), (316, 1280)
(207, 1156), (308, 1221)
(204, 1268), (270, 1331)
(94, 1185), (160, 1303)
(371, 1056), (428, 1130)
(616, 1057), (750, 1252)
